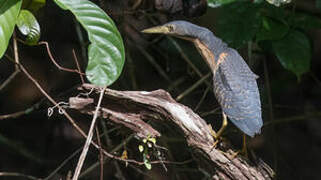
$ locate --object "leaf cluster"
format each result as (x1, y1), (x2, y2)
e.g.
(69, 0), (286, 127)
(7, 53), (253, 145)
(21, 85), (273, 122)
(0, 0), (124, 86)
(211, 0), (321, 79)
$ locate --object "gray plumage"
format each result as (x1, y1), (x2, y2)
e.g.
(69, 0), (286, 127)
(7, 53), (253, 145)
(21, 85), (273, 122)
(160, 21), (263, 137)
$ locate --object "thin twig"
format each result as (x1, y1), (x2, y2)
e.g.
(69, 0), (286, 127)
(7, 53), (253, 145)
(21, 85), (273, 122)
(44, 127), (120, 180)
(310, 72), (321, 87)
(194, 86), (210, 111)
(100, 121), (126, 180)
(0, 32), (21, 91)
(72, 86), (106, 180)
(263, 112), (321, 127)
(95, 126), (104, 180)
(0, 133), (43, 163)
(168, 37), (213, 89)
(126, 49), (138, 90)
(136, 45), (172, 83)
(263, 58), (278, 175)
(0, 69), (19, 91)
(176, 72), (211, 101)
(44, 148), (82, 180)
(13, 32), (20, 66)
(0, 109), (27, 120)
(79, 132), (134, 179)
(131, 0), (142, 9)
(0, 101), (40, 120)
(72, 49), (85, 84)
(167, 76), (187, 92)
(168, 37), (203, 76)
(38, 41), (86, 75)
(0, 172), (40, 180)
(200, 107), (221, 117)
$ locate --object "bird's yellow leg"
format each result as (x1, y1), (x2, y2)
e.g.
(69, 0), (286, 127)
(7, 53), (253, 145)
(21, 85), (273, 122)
(216, 113), (228, 139)
(231, 134), (248, 158)
(242, 134), (248, 157)
(208, 124), (219, 147)
(209, 113), (228, 147)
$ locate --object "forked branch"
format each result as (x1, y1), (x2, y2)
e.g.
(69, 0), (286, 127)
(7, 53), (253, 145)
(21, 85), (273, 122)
(69, 84), (274, 180)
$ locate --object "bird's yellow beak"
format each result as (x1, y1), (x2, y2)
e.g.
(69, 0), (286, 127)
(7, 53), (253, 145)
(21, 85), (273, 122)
(141, 25), (170, 34)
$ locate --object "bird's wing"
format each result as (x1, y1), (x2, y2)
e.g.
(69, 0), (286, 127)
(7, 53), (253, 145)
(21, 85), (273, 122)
(213, 48), (262, 136)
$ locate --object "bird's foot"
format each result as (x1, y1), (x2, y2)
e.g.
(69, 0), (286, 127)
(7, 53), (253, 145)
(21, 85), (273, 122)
(208, 113), (229, 150)
(231, 145), (248, 159)
(208, 124), (223, 150)
(231, 135), (248, 159)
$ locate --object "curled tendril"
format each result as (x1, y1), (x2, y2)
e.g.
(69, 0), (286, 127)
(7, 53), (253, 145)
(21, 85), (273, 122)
(48, 108), (54, 117)
(77, 87), (94, 98)
(58, 108), (65, 114)
(47, 102), (69, 117)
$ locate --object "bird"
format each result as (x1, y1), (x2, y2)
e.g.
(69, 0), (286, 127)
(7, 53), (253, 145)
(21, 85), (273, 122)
(142, 21), (263, 140)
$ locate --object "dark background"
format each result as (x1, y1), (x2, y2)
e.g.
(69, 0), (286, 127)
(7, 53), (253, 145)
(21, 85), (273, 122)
(1, 0), (321, 179)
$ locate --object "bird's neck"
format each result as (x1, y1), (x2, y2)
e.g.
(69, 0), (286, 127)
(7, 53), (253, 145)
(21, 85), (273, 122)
(193, 39), (217, 73)
(198, 31), (227, 57)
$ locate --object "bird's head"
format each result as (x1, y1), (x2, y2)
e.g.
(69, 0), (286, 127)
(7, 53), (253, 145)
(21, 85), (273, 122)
(142, 21), (198, 40)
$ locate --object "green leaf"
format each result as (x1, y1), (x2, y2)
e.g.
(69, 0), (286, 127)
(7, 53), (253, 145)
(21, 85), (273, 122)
(216, 2), (261, 48)
(289, 13), (321, 30)
(272, 30), (311, 79)
(149, 137), (156, 145)
(16, 10), (40, 45)
(138, 145), (144, 152)
(207, 0), (237, 8)
(53, 0), (125, 86)
(22, 0), (46, 13)
(256, 16), (288, 41)
(144, 161), (152, 170)
(0, 0), (22, 58)
(260, 3), (286, 21)
(143, 154), (152, 170)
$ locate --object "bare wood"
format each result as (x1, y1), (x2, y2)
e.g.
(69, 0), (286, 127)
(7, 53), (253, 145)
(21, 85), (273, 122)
(69, 84), (274, 180)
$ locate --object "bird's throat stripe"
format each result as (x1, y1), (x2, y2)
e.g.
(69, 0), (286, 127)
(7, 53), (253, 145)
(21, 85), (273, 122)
(193, 39), (216, 71)
(212, 52), (228, 74)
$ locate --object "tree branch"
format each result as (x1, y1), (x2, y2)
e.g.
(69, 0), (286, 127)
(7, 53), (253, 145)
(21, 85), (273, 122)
(69, 84), (274, 180)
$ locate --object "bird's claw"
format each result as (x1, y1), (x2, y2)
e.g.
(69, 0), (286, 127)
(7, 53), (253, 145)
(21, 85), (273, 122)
(208, 124), (223, 151)
(231, 147), (248, 159)
(231, 138), (248, 159)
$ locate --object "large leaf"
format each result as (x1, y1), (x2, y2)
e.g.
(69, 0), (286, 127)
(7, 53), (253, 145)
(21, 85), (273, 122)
(256, 16), (288, 41)
(260, 3), (286, 22)
(22, 0), (46, 13)
(16, 9), (40, 45)
(272, 30), (311, 79)
(0, 0), (22, 58)
(289, 13), (321, 30)
(53, 0), (125, 86)
(216, 2), (261, 48)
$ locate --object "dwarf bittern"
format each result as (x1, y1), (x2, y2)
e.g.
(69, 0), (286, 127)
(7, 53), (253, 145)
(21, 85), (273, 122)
(142, 21), (263, 140)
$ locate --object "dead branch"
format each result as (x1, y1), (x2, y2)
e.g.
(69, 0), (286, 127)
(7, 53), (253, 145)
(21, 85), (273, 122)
(69, 84), (274, 180)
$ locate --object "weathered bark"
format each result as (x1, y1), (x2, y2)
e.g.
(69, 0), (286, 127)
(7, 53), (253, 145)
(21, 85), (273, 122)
(69, 84), (274, 180)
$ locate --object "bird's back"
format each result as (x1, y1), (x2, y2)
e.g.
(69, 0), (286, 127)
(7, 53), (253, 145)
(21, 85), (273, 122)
(213, 48), (262, 137)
